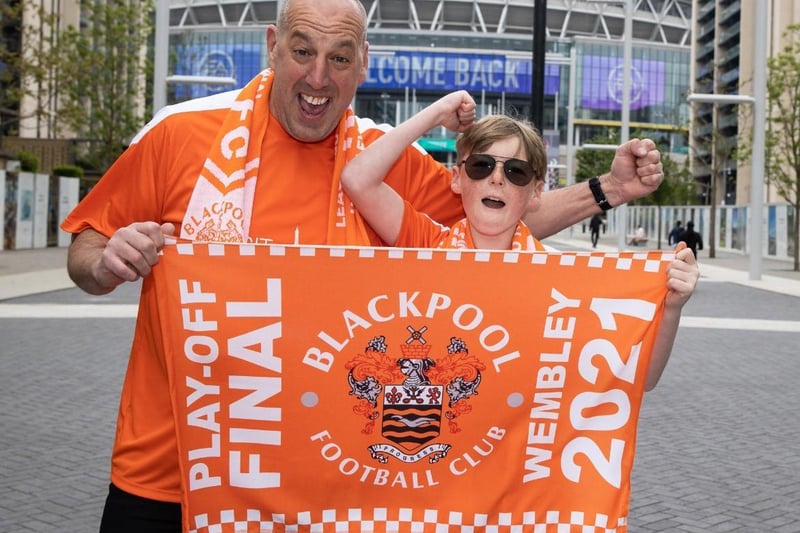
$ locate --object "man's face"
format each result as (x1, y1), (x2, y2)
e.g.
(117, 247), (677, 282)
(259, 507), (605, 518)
(267, 0), (368, 142)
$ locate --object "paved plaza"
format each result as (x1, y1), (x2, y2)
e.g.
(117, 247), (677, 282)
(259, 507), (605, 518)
(1, 235), (799, 532)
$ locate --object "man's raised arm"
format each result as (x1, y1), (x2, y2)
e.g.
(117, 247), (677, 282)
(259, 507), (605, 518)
(525, 138), (663, 239)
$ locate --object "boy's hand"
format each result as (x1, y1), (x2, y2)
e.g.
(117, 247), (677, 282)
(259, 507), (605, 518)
(434, 90), (476, 133)
(665, 241), (699, 310)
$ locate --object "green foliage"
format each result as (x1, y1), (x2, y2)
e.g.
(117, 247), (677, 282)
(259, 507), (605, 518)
(764, 23), (800, 206)
(0, 3), (23, 134)
(574, 130), (617, 183)
(16, 150), (38, 172)
(0, 1), (52, 136)
(761, 22), (800, 270)
(53, 0), (154, 171)
(52, 163), (84, 178)
(648, 155), (695, 206)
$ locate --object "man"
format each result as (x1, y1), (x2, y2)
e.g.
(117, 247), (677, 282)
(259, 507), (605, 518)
(61, 0), (664, 530)
(668, 220), (683, 245)
(589, 213), (604, 247)
(679, 220), (704, 258)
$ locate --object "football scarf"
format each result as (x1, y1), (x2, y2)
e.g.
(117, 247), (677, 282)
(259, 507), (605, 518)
(437, 218), (543, 250)
(180, 69), (369, 245)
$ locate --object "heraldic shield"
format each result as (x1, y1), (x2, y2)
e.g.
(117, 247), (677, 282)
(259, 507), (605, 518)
(381, 328), (443, 455)
(347, 327), (484, 464)
(381, 382), (443, 452)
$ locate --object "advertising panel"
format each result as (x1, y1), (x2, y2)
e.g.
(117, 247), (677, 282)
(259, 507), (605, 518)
(581, 55), (665, 110)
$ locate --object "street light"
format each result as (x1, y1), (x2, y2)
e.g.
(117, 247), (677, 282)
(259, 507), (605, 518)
(686, 94), (755, 105)
(686, 5), (767, 281)
(165, 75), (238, 86)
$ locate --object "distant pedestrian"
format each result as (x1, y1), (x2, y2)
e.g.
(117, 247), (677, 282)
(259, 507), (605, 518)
(668, 220), (682, 245)
(679, 221), (703, 258)
(589, 213), (604, 247)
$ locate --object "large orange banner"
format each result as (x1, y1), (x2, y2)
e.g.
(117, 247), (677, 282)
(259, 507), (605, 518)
(152, 243), (672, 533)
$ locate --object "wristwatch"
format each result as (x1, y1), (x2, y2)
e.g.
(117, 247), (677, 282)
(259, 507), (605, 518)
(588, 177), (612, 212)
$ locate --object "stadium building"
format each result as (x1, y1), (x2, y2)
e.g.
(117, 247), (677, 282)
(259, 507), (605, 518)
(164, 0), (693, 185)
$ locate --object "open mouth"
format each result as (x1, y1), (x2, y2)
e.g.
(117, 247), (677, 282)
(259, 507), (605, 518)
(482, 197), (506, 209)
(299, 94), (329, 116)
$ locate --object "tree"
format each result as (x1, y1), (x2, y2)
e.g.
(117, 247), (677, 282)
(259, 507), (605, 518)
(0, 1), (24, 135)
(54, 0), (154, 171)
(645, 152), (695, 249)
(574, 131), (617, 184)
(687, 103), (739, 259)
(763, 23), (800, 271)
(0, 1), (61, 137)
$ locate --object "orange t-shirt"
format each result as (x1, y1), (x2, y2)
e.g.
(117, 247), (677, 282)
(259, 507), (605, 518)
(61, 90), (464, 503)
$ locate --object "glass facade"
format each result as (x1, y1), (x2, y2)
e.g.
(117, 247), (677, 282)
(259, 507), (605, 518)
(168, 30), (267, 103)
(166, 29), (690, 168)
(573, 42), (690, 152)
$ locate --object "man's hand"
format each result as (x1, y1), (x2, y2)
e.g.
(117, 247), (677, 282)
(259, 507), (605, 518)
(68, 222), (175, 295)
(604, 138), (663, 207)
(101, 222), (176, 283)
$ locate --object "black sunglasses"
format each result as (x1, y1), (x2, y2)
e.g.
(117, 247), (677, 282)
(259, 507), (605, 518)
(460, 154), (536, 187)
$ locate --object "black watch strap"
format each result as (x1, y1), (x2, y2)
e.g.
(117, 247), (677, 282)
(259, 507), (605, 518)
(588, 177), (612, 212)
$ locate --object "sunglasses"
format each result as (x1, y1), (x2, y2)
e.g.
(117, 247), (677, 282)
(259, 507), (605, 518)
(460, 154), (536, 187)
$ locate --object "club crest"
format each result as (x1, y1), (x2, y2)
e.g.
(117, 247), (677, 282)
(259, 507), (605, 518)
(345, 326), (485, 464)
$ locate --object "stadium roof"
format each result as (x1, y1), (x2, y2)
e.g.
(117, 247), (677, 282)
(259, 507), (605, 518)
(169, 0), (691, 47)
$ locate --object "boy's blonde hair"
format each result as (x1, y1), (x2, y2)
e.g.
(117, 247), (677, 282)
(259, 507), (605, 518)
(456, 115), (547, 183)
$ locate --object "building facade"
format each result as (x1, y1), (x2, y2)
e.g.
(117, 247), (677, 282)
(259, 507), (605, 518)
(692, 0), (800, 207)
(690, 0), (798, 259)
(4, 1), (693, 184)
(165, 0), (693, 185)
(1, 0), (82, 140)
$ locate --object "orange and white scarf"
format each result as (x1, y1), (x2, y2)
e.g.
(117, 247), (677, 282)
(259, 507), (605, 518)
(437, 218), (543, 250)
(180, 69), (370, 245)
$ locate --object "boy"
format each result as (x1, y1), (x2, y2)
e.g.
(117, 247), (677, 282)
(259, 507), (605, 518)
(342, 90), (699, 391)
(342, 91), (545, 250)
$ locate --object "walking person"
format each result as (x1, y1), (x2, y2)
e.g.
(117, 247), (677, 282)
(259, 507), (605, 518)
(668, 220), (683, 245)
(589, 213), (604, 248)
(679, 220), (704, 258)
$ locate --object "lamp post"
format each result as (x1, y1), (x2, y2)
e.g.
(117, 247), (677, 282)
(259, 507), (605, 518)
(618, 0), (632, 251)
(530, 0), (547, 131)
(750, 4), (768, 281)
(153, 0), (169, 112)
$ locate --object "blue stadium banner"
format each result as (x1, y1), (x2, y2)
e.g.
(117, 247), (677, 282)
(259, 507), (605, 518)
(362, 51), (559, 95)
(173, 44), (264, 99)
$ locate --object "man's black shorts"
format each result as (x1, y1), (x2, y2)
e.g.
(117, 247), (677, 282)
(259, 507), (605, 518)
(99, 483), (181, 533)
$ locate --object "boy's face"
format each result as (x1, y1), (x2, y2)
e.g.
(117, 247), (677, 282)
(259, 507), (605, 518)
(452, 136), (542, 247)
